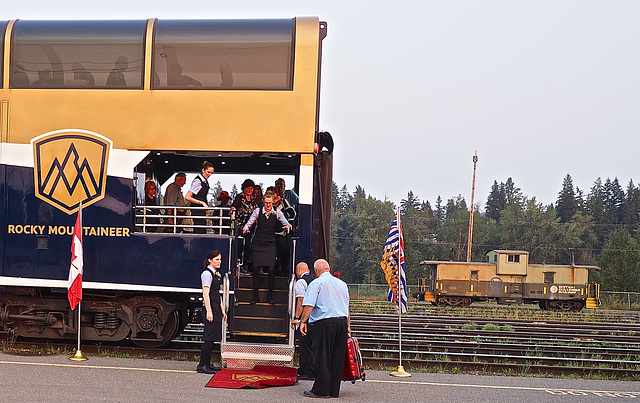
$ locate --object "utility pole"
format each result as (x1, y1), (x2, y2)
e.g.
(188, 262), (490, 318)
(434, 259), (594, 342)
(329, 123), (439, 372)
(466, 151), (478, 262)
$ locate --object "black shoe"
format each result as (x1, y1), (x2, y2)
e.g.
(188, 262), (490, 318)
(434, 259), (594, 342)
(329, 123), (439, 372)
(267, 297), (274, 304)
(303, 391), (328, 398)
(196, 365), (216, 374)
(207, 362), (222, 371)
(297, 375), (315, 381)
(250, 297), (258, 304)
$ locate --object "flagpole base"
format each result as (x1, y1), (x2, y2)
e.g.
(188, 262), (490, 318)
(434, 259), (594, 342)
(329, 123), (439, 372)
(69, 349), (88, 361)
(390, 365), (411, 377)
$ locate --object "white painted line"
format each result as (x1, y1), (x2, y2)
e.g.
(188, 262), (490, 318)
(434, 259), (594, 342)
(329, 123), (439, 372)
(367, 379), (640, 397)
(0, 360), (193, 374)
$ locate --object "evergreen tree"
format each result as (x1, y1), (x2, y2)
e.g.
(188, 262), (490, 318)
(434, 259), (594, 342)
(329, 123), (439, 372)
(485, 177), (522, 222)
(400, 191), (420, 215)
(420, 200), (433, 217)
(209, 180), (223, 203)
(556, 174), (578, 222)
(497, 197), (563, 263)
(337, 184), (353, 211)
(331, 181), (339, 211)
(575, 187), (585, 212)
(503, 177), (523, 206)
(485, 180), (503, 221)
(598, 229), (640, 292)
(622, 180), (640, 232)
(603, 177), (625, 224)
(445, 195), (467, 218)
(434, 196), (444, 222)
(438, 208), (469, 261)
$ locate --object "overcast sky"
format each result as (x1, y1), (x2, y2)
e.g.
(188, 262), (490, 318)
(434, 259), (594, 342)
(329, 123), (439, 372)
(5, 1), (639, 209)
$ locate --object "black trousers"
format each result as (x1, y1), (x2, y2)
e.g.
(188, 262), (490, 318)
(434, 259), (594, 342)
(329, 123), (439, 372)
(199, 305), (222, 366)
(296, 327), (314, 378)
(191, 208), (207, 234)
(309, 317), (348, 397)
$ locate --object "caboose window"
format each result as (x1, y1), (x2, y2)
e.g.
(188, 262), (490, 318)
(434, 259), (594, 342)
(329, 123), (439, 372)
(470, 271), (478, 280)
(544, 272), (555, 284)
(11, 20), (146, 89)
(152, 19), (294, 90)
(507, 254), (520, 263)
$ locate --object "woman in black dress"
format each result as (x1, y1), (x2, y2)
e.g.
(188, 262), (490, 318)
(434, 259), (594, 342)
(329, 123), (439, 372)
(242, 193), (290, 304)
(185, 161), (214, 234)
(197, 250), (227, 374)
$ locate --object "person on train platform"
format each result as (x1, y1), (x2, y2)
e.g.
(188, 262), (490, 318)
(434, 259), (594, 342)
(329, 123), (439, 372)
(106, 55), (128, 87)
(69, 63), (95, 86)
(243, 192), (290, 304)
(275, 178), (299, 213)
(300, 259), (350, 399)
(163, 172), (187, 232)
(32, 69), (54, 86)
(185, 161), (214, 234)
(215, 191), (232, 235)
(143, 180), (162, 232)
(216, 190), (231, 207)
(167, 63), (202, 87)
(230, 179), (257, 273)
(290, 262), (315, 381)
(253, 184), (264, 208)
(197, 250), (227, 374)
(268, 185), (295, 276)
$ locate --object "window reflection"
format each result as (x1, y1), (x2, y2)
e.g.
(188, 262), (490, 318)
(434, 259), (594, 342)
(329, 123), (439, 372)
(11, 20), (146, 89)
(153, 19), (294, 90)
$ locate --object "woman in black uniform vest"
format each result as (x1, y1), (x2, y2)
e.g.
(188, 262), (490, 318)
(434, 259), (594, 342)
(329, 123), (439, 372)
(197, 250), (227, 374)
(185, 161), (214, 234)
(242, 193), (291, 304)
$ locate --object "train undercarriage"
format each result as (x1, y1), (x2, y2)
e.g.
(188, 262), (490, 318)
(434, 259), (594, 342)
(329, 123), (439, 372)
(431, 294), (587, 311)
(0, 287), (191, 347)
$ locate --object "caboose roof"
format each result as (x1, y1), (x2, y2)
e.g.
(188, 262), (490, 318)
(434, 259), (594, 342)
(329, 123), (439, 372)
(419, 260), (493, 266)
(488, 250), (530, 255)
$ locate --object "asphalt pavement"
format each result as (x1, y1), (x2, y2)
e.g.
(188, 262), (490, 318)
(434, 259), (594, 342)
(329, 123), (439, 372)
(1, 351), (638, 402)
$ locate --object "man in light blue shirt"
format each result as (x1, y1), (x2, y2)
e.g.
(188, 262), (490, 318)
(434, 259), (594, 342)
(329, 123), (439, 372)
(300, 259), (350, 398)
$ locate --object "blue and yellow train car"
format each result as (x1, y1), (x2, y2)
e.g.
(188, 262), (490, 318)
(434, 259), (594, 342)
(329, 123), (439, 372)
(0, 17), (331, 357)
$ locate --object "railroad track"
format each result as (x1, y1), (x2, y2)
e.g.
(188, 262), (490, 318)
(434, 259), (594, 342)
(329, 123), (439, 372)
(349, 312), (640, 378)
(4, 309), (640, 379)
(349, 300), (640, 323)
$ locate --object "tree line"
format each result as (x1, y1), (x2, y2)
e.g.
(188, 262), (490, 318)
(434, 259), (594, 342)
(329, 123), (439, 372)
(330, 174), (640, 292)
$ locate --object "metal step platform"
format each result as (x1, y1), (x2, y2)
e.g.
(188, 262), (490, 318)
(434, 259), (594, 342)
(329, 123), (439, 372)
(221, 271), (295, 368)
(221, 341), (295, 368)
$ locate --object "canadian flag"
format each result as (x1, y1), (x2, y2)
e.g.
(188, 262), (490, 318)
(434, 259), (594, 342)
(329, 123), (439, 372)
(68, 205), (83, 310)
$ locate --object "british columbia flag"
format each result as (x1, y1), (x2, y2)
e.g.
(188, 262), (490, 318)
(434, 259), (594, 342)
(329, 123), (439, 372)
(380, 209), (408, 314)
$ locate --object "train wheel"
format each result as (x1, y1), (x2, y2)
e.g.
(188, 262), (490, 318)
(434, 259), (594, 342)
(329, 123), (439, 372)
(131, 310), (180, 348)
(558, 301), (574, 312)
(435, 297), (448, 307)
(571, 301), (585, 312)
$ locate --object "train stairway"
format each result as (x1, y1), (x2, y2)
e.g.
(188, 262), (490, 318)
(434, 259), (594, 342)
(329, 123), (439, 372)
(221, 272), (294, 368)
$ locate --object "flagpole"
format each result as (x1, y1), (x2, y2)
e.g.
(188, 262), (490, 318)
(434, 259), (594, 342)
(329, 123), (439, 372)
(70, 202), (87, 361)
(390, 207), (410, 377)
(69, 302), (87, 361)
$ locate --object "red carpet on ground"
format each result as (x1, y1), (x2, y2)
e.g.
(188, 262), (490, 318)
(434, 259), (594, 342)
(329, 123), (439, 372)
(205, 365), (298, 389)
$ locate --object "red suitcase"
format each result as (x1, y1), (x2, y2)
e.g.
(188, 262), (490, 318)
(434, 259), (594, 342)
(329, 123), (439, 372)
(342, 334), (365, 383)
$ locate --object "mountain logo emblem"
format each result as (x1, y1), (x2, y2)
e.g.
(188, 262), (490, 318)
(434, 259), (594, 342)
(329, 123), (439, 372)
(31, 130), (112, 215)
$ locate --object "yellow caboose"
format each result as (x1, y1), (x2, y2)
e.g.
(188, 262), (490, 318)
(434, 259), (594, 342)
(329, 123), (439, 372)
(419, 250), (600, 311)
